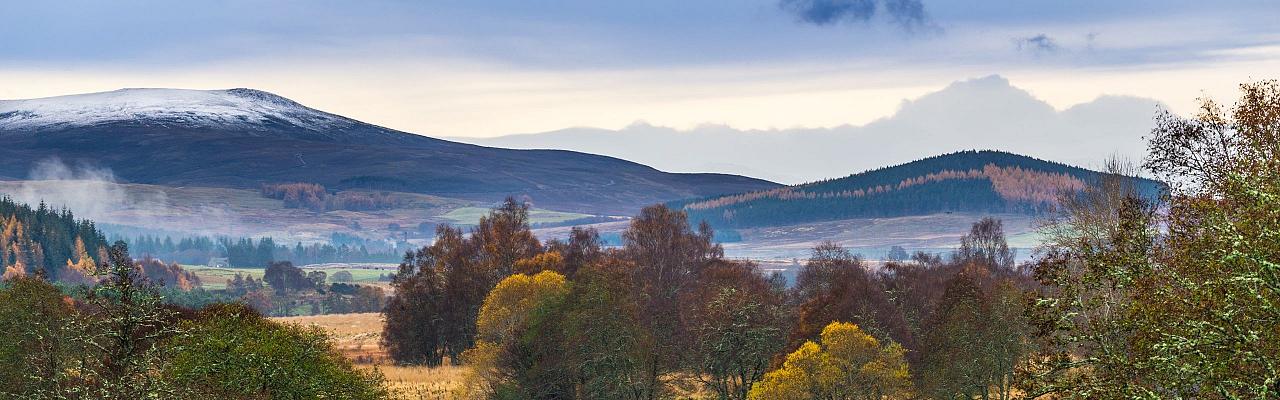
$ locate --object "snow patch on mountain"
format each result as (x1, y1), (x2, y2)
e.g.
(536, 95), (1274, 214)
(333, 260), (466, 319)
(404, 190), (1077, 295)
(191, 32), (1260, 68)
(0, 88), (356, 132)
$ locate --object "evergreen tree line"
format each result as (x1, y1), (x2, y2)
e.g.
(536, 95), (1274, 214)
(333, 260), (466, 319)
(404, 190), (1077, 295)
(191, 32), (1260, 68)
(0, 197), (109, 283)
(674, 150), (1166, 229)
(114, 233), (404, 267)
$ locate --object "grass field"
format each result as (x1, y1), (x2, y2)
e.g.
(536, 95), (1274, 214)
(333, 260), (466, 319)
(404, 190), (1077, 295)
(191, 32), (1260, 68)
(185, 264), (394, 290)
(272, 313), (466, 399)
(184, 266), (267, 290)
(440, 206), (592, 226)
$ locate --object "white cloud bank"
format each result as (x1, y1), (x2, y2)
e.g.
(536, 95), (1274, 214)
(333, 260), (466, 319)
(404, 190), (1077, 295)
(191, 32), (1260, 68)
(460, 75), (1163, 183)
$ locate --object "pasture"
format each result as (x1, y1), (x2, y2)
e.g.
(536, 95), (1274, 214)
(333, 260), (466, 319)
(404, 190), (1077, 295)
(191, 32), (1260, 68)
(272, 313), (465, 400)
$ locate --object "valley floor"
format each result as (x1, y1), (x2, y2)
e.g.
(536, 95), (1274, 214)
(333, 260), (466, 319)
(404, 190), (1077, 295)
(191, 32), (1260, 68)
(272, 312), (465, 399)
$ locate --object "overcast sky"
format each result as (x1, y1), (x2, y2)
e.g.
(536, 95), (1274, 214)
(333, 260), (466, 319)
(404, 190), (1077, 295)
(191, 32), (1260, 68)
(2, 0), (1278, 137)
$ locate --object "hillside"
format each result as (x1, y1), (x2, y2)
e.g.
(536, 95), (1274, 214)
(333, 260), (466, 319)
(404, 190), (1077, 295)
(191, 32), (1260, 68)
(0, 89), (778, 215)
(673, 150), (1165, 229)
(0, 196), (108, 282)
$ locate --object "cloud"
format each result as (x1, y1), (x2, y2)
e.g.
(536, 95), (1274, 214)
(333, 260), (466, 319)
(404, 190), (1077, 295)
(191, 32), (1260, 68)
(780, 0), (933, 30)
(14, 158), (159, 224)
(1015, 34), (1060, 54)
(460, 75), (1162, 184)
(781, 0), (876, 25)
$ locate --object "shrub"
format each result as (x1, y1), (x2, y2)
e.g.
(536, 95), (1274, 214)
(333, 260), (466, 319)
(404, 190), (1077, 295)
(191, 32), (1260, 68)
(164, 303), (386, 399)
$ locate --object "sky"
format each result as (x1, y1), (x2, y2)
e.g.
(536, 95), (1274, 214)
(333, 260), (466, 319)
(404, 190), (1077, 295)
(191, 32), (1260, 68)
(2, 0), (1279, 138)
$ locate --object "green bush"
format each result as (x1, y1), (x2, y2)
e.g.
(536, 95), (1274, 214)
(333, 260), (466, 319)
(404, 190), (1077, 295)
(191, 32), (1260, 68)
(163, 303), (386, 399)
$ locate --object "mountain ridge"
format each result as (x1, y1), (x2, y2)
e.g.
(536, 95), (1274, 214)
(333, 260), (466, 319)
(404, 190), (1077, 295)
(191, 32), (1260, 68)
(0, 88), (778, 215)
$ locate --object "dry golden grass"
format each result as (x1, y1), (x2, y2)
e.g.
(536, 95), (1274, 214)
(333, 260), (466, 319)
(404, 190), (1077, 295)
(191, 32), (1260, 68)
(271, 313), (468, 399)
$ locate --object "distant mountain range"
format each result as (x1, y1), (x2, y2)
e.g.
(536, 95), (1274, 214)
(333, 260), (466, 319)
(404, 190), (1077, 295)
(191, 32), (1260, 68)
(457, 75), (1163, 184)
(0, 88), (777, 215)
(671, 150), (1165, 229)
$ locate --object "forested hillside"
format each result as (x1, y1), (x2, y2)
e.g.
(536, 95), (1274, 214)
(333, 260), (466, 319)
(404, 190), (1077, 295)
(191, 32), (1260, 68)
(0, 196), (109, 282)
(674, 150), (1165, 228)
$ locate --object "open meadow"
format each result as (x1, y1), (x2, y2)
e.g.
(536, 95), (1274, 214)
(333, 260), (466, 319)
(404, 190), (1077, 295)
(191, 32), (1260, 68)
(186, 263), (396, 290)
(272, 313), (466, 400)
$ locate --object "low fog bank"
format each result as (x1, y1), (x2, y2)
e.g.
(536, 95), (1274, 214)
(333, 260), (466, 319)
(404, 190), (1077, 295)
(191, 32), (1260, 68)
(0, 158), (252, 239)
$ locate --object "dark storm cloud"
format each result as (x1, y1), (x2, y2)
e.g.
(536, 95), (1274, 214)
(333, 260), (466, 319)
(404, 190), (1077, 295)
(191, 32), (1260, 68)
(1015, 34), (1060, 53)
(780, 0), (876, 25)
(780, 0), (932, 30)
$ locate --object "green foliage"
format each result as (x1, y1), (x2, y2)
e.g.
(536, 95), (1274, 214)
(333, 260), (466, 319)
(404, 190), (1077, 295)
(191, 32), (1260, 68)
(82, 241), (180, 398)
(918, 269), (1030, 400)
(684, 263), (789, 400)
(1027, 80), (1280, 398)
(0, 277), (85, 398)
(562, 260), (653, 399)
(163, 304), (387, 400)
(457, 271), (573, 399)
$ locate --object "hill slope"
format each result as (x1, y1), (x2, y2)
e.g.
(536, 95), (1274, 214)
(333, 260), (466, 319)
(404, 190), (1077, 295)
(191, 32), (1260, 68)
(672, 150), (1164, 229)
(0, 88), (777, 215)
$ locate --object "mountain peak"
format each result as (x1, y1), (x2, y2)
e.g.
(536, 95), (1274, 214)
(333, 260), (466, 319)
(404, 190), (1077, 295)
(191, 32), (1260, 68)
(0, 87), (353, 134)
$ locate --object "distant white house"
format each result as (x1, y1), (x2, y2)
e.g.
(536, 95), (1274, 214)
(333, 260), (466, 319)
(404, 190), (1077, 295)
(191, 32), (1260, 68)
(207, 257), (230, 268)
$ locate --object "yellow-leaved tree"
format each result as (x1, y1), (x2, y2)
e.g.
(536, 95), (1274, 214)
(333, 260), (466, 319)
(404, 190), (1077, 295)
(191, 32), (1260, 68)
(458, 270), (570, 399)
(63, 237), (98, 285)
(748, 321), (912, 400)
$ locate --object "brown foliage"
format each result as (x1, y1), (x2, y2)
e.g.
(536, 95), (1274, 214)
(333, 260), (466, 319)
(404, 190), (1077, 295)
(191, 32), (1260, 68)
(787, 242), (913, 359)
(382, 198), (540, 366)
(136, 256), (201, 290)
(261, 182), (401, 212)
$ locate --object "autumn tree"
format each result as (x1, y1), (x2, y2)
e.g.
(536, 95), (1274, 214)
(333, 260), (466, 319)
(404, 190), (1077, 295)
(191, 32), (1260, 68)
(916, 268), (1030, 400)
(684, 260), (789, 400)
(1026, 81), (1280, 398)
(512, 251), (565, 275)
(622, 204), (724, 396)
(877, 253), (954, 360)
(789, 242), (912, 355)
(544, 226), (604, 278)
(383, 238), (451, 365)
(263, 261), (312, 294)
(64, 236), (99, 284)
(383, 198), (540, 366)
(954, 217), (1016, 269)
(457, 271), (571, 399)
(472, 198), (541, 277)
(1135, 79), (1280, 396)
(748, 322), (912, 400)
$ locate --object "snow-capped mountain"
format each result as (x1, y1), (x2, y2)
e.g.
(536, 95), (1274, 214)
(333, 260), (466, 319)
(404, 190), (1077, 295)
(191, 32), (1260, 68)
(0, 88), (413, 143)
(0, 88), (777, 214)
